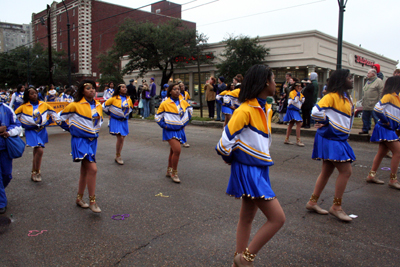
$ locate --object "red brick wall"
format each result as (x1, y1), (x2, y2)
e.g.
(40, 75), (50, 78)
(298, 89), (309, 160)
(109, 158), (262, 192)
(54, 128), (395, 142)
(151, 1), (182, 19)
(32, 0), (196, 83)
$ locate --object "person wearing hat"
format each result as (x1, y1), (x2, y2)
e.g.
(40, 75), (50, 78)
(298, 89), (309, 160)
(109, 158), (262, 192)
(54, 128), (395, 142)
(216, 76), (226, 121)
(45, 84), (58, 102)
(161, 83), (168, 101)
(127, 79), (136, 119)
(149, 77), (157, 116)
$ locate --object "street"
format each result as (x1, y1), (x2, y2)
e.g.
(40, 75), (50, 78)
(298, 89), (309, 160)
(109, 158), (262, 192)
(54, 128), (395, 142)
(0, 119), (399, 267)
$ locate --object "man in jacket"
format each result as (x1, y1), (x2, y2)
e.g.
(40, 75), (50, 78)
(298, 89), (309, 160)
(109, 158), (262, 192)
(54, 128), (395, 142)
(204, 76), (216, 119)
(127, 79), (136, 119)
(359, 69), (384, 134)
(149, 78), (157, 115)
(310, 72), (319, 104)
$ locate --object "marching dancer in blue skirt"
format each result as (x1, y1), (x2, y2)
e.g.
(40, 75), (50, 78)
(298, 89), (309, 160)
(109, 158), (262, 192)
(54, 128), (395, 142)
(216, 65), (285, 267)
(306, 69), (355, 222)
(103, 84), (134, 165)
(155, 83), (193, 183)
(59, 80), (103, 213)
(283, 78), (305, 146)
(366, 76), (400, 190)
(15, 87), (60, 182)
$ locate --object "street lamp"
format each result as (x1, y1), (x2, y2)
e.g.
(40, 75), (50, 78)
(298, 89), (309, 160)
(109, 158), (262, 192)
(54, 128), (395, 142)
(62, 0), (72, 87)
(336, 0), (348, 70)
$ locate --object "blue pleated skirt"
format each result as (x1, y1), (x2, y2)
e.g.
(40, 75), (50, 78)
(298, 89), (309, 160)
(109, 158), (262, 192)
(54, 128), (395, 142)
(109, 117), (129, 136)
(312, 134), (356, 162)
(162, 129), (187, 144)
(71, 137), (97, 162)
(25, 128), (48, 148)
(226, 161), (276, 200)
(283, 109), (302, 122)
(222, 106), (233, 115)
(370, 124), (399, 142)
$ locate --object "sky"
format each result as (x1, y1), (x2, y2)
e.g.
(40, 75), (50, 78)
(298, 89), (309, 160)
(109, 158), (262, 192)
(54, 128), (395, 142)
(2, 0), (399, 68)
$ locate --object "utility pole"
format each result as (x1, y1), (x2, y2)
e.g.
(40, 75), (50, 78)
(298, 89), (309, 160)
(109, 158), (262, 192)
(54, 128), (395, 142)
(47, 4), (54, 85)
(62, 0), (72, 87)
(336, 0), (348, 70)
(196, 46), (203, 118)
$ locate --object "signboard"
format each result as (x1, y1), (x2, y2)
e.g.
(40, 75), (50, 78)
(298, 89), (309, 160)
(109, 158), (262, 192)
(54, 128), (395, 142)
(355, 55), (375, 67)
(175, 53), (214, 63)
(46, 101), (70, 126)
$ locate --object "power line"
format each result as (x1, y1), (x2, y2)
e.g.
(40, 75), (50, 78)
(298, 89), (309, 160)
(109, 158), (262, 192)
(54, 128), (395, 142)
(198, 0), (326, 27)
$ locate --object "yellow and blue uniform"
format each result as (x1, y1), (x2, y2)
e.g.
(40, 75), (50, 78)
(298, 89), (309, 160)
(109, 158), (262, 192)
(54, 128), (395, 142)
(61, 94), (74, 103)
(216, 90), (233, 115)
(224, 89), (241, 110)
(216, 98), (276, 200)
(59, 98), (103, 162)
(15, 101), (60, 147)
(311, 92), (355, 162)
(9, 92), (24, 111)
(46, 90), (58, 102)
(103, 95), (134, 136)
(155, 97), (193, 143)
(103, 88), (114, 100)
(0, 93), (8, 104)
(283, 90), (304, 122)
(370, 92), (400, 142)
(180, 91), (190, 101)
(0, 102), (22, 209)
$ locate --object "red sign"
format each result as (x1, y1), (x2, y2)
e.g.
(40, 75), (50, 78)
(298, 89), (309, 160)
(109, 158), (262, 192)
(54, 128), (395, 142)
(355, 55), (375, 67)
(175, 53), (214, 63)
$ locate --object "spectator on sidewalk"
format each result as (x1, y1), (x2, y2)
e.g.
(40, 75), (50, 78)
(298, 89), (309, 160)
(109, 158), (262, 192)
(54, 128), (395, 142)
(204, 77), (216, 119)
(216, 77), (226, 122)
(359, 69), (384, 135)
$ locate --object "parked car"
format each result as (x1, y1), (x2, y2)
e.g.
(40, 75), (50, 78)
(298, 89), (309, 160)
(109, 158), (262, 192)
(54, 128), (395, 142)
(355, 106), (363, 118)
(94, 92), (105, 104)
(355, 99), (363, 118)
(187, 99), (201, 109)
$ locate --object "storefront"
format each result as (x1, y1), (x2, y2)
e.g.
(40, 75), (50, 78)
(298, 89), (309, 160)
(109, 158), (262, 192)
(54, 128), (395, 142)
(122, 30), (398, 103)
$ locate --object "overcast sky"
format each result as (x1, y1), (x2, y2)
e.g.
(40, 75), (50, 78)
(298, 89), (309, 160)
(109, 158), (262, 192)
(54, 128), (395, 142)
(2, 0), (399, 68)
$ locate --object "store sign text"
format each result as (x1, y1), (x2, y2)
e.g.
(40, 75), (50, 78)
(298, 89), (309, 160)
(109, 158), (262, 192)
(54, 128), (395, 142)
(355, 55), (375, 67)
(175, 53), (214, 63)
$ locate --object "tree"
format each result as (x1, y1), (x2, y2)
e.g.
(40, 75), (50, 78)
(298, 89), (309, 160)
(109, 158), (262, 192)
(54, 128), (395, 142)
(97, 49), (124, 90)
(110, 19), (198, 89)
(0, 43), (71, 88)
(216, 35), (269, 82)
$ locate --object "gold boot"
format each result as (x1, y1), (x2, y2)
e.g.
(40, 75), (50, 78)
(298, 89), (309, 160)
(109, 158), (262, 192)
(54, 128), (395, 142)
(366, 170), (384, 184)
(36, 170), (42, 182)
(306, 193), (328, 214)
(115, 153), (124, 165)
(31, 171), (37, 182)
(329, 198), (352, 222)
(76, 193), (89, 208)
(389, 173), (400, 190)
(233, 248), (256, 267)
(166, 167), (173, 178)
(296, 138), (305, 147)
(89, 195), (101, 213)
(171, 170), (181, 183)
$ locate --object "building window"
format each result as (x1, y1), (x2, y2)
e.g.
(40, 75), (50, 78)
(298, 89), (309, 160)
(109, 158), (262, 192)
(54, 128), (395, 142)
(72, 8), (75, 16)
(192, 72), (210, 96)
(60, 42), (62, 49)
(59, 15), (61, 22)
(59, 28), (62, 36)
(73, 53), (75, 61)
(73, 38), (75, 46)
(36, 24), (38, 30)
(73, 23), (75, 31)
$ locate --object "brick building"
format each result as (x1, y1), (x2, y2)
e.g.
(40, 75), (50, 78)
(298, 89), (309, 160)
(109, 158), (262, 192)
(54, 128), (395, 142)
(31, 0), (196, 82)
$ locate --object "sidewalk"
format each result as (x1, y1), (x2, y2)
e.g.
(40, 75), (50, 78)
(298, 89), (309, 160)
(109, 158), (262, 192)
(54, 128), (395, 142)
(190, 120), (371, 142)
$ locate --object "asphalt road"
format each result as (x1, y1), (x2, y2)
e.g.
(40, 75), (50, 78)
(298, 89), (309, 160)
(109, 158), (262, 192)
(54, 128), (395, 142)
(0, 119), (399, 267)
